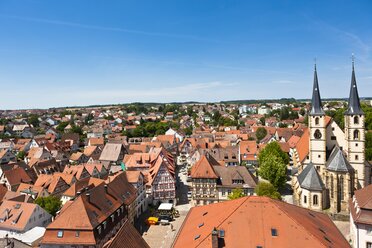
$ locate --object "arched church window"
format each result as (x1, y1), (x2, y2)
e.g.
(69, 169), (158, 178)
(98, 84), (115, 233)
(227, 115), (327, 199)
(354, 116), (359, 124)
(314, 129), (322, 139)
(353, 130), (360, 140)
(340, 176), (344, 201)
(315, 117), (319, 125)
(330, 175), (334, 198)
(313, 195), (318, 206)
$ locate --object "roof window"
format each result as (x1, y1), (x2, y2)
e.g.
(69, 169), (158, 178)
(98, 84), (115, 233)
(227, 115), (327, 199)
(57, 230), (63, 238)
(194, 235), (200, 240)
(271, 228), (278, 236)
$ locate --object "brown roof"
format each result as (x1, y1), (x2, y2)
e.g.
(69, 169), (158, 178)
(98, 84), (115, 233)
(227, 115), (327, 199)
(190, 155), (219, 179)
(350, 184), (372, 225)
(34, 174), (69, 194)
(84, 146), (99, 157)
(3, 167), (32, 187)
(213, 166), (257, 187)
(42, 172), (137, 246)
(239, 140), (259, 161)
(0, 184), (8, 202)
(103, 218), (150, 248)
(63, 177), (103, 197)
(88, 137), (104, 146)
(173, 196), (349, 248)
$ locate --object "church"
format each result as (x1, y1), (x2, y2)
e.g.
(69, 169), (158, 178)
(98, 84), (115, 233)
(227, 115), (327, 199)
(293, 61), (370, 214)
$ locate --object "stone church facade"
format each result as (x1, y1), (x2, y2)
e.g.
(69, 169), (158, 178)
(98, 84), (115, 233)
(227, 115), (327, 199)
(293, 62), (370, 214)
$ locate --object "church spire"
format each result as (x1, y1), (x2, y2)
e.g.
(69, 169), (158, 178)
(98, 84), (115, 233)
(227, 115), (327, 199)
(345, 55), (364, 115)
(310, 63), (325, 116)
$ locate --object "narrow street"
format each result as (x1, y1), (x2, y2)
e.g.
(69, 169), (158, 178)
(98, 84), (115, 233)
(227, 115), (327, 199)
(142, 158), (191, 248)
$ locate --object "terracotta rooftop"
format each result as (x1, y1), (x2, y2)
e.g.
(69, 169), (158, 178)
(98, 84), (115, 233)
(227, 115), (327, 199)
(173, 196), (349, 248)
(190, 154), (219, 179)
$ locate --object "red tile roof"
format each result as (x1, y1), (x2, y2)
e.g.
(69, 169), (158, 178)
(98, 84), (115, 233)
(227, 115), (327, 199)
(173, 196), (349, 248)
(190, 155), (219, 179)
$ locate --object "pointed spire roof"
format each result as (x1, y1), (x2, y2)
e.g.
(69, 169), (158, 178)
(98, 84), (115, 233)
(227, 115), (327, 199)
(310, 64), (325, 116)
(345, 59), (364, 115)
(326, 146), (354, 173)
(297, 163), (325, 191)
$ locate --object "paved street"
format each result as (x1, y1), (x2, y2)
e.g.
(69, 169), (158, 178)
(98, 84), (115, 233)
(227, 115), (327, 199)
(142, 158), (191, 248)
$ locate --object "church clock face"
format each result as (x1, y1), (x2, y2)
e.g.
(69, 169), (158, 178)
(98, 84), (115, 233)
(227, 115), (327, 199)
(314, 129), (322, 139)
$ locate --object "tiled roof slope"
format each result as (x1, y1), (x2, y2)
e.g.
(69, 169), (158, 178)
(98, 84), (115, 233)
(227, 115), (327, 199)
(173, 196), (349, 248)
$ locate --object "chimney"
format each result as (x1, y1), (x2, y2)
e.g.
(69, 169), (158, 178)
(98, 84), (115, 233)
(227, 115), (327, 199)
(211, 227), (218, 248)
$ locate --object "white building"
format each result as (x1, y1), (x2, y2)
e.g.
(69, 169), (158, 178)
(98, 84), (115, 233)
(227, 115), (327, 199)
(257, 106), (270, 115)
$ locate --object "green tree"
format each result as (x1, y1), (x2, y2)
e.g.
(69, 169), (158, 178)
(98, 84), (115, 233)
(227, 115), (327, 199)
(259, 117), (265, 125)
(259, 142), (289, 165)
(256, 127), (267, 142)
(366, 132), (372, 161)
(259, 155), (287, 189)
(17, 151), (26, 160)
(258, 142), (288, 189)
(280, 107), (290, 120)
(255, 182), (281, 200)
(228, 188), (245, 200)
(70, 125), (83, 135)
(28, 114), (40, 127)
(56, 122), (69, 132)
(35, 196), (62, 217)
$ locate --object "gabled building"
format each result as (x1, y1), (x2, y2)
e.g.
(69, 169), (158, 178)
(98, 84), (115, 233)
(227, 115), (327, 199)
(350, 184), (372, 248)
(0, 200), (52, 233)
(41, 172), (137, 248)
(190, 154), (219, 206)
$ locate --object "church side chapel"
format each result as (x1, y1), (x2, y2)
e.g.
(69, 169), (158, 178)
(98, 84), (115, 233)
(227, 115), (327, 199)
(293, 60), (370, 214)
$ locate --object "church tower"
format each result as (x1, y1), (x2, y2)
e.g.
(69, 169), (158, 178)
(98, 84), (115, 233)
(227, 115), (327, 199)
(344, 60), (367, 188)
(309, 64), (327, 174)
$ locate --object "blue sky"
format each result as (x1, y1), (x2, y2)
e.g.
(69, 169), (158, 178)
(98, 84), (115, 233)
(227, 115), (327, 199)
(0, 0), (372, 109)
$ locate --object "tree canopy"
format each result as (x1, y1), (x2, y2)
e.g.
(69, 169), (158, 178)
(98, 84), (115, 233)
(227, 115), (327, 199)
(35, 196), (62, 217)
(256, 127), (267, 142)
(258, 142), (288, 189)
(255, 181), (281, 200)
(227, 188), (245, 200)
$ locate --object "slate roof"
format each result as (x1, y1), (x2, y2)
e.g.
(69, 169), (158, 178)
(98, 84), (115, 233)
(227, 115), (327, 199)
(297, 163), (325, 191)
(326, 146), (354, 173)
(309, 65), (325, 116)
(345, 63), (364, 115)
